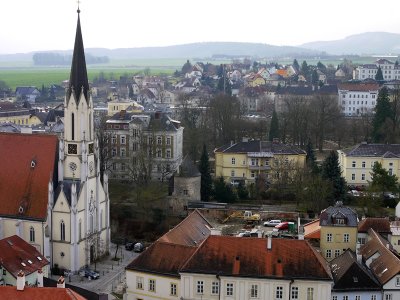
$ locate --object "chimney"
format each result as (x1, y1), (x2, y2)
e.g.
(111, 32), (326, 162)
(57, 276), (65, 288)
(17, 270), (25, 291)
(37, 268), (43, 287)
(267, 235), (272, 250)
(232, 256), (240, 275)
(275, 259), (283, 277)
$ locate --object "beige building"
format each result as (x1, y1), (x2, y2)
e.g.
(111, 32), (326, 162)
(338, 143), (400, 187)
(214, 140), (306, 186)
(107, 99), (143, 116)
(319, 202), (358, 261)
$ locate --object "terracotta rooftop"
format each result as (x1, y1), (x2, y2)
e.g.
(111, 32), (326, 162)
(0, 132), (58, 220)
(126, 242), (196, 277)
(181, 235), (331, 280)
(0, 235), (49, 278)
(338, 83), (379, 92)
(359, 229), (400, 285)
(0, 286), (86, 300)
(330, 249), (380, 291)
(303, 219), (321, 239)
(158, 209), (212, 247)
(358, 218), (391, 234)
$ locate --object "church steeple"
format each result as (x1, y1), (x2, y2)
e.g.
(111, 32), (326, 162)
(67, 9), (89, 102)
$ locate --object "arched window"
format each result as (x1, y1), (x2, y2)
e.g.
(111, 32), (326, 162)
(60, 220), (65, 241)
(79, 219), (82, 241)
(29, 226), (35, 242)
(71, 113), (75, 140)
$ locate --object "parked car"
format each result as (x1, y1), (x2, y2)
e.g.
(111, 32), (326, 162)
(134, 242), (144, 253)
(275, 222), (289, 231)
(263, 219), (282, 227)
(82, 269), (99, 280)
(125, 242), (135, 251)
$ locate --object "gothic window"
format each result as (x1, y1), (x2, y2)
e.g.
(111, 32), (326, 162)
(29, 226), (35, 242)
(60, 221), (65, 241)
(71, 113), (75, 140)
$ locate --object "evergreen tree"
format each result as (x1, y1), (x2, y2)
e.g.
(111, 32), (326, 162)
(311, 69), (319, 85)
(321, 150), (346, 203)
(306, 140), (319, 174)
(199, 144), (212, 201)
(372, 87), (393, 142)
(293, 59), (300, 71)
(375, 66), (384, 81)
(301, 61), (309, 78)
(268, 109), (279, 141)
(369, 162), (399, 194)
(213, 177), (237, 203)
(317, 61), (326, 72)
(217, 75), (232, 96)
(181, 59), (192, 74)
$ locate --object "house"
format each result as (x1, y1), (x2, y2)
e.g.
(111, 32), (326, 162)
(265, 74), (285, 86)
(107, 99), (143, 116)
(359, 228), (400, 299)
(335, 68), (346, 79)
(357, 217), (391, 248)
(0, 101), (42, 126)
(125, 210), (213, 300)
(330, 249), (381, 300)
(15, 87), (40, 103)
(214, 139), (306, 186)
(337, 82), (379, 116)
(317, 70), (327, 84)
(319, 201), (358, 261)
(354, 59), (400, 81)
(389, 221), (400, 253)
(338, 143), (400, 187)
(180, 235), (332, 300)
(245, 73), (266, 87)
(0, 235), (49, 286)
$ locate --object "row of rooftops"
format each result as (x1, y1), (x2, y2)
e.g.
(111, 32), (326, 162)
(215, 139), (306, 155)
(343, 142), (400, 158)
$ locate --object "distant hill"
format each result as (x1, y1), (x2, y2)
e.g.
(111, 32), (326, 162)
(300, 32), (400, 55)
(0, 42), (322, 63)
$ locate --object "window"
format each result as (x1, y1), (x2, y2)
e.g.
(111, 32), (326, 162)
(120, 148), (126, 157)
(157, 136), (162, 145)
(211, 282), (219, 295)
(335, 218), (345, 225)
(344, 233), (350, 243)
(327, 233), (332, 242)
(352, 161), (356, 167)
(136, 277), (143, 289)
(232, 157), (236, 165)
(133, 129), (139, 138)
(251, 171), (255, 178)
(71, 113), (75, 140)
(112, 163), (117, 171)
(362, 161), (366, 168)
(120, 135), (126, 144)
(326, 249), (332, 259)
(358, 237), (366, 245)
(29, 227), (35, 242)
(361, 173), (365, 180)
(335, 249), (340, 258)
(355, 296), (360, 300)
(121, 163), (125, 171)
(60, 221), (65, 241)
(389, 168), (393, 175)
(226, 283), (234, 296)
(291, 286), (299, 299)
(396, 276), (400, 286)
(149, 279), (155, 292)
(250, 284), (258, 298)
(183, 189), (189, 196)
(332, 296), (337, 300)
(307, 287), (314, 300)
(112, 136), (116, 144)
(170, 283), (177, 296)
(112, 148), (117, 157)
(351, 174), (355, 180)
(371, 295), (376, 300)
(275, 286), (283, 299)
(231, 170), (235, 177)
(197, 281), (204, 294)
(385, 294), (392, 300)
(166, 149), (171, 158)
(156, 149), (162, 158)
(343, 297), (348, 300)
(166, 137), (171, 145)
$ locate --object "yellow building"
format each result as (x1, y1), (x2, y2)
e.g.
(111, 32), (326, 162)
(338, 143), (400, 187)
(319, 201), (358, 261)
(214, 140), (306, 185)
(107, 99), (144, 116)
(0, 101), (42, 126)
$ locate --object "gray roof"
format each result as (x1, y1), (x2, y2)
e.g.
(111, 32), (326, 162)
(215, 140), (306, 155)
(345, 143), (400, 158)
(55, 180), (81, 207)
(320, 201), (358, 227)
(177, 155), (200, 177)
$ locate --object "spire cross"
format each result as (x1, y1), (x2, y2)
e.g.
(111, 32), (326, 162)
(77, 0), (81, 13)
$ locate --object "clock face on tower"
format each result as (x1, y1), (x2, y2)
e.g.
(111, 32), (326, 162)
(68, 143), (77, 154)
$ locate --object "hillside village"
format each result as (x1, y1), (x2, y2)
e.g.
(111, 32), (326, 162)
(2, 6), (400, 300)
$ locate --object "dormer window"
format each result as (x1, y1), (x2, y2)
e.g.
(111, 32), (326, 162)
(30, 160), (36, 168)
(335, 218), (345, 225)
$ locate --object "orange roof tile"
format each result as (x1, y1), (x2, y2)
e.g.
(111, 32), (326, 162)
(0, 286), (86, 300)
(158, 209), (212, 247)
(0, 133), (58, 220)
(0, 235), (49, 278)
(181, 235), (331, 280)
(358, 217), (391, 234)
(126, 242), (196, 277)
(304, 219), (321, 239)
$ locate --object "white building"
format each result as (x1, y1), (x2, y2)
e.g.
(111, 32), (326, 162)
(338, 82), (379, 116)
(354, 59), (400, 81)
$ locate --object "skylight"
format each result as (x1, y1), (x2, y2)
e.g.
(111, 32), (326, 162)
(27, 260), (32, 264)
(37, 256), (42, 261)
(21, 262), (26, 267)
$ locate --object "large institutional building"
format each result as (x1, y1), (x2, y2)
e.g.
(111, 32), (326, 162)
(0, 9), (110, 272)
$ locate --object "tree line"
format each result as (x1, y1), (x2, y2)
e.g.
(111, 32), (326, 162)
(33, 52), (109, 65)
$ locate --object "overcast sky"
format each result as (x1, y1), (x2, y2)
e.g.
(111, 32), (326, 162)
(1, 0), (400, 54)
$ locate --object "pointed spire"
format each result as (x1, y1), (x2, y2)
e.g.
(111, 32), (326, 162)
(67, 9), (89, 102)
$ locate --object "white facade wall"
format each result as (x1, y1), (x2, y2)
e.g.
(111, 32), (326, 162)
(383, 276), (400, 300)
(355, 61), (400, 81)
(332, 291), (382, 300)
(338, 90), (378, 116)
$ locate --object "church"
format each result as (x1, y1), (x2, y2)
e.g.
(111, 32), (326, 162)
(0, 9), (110, 272)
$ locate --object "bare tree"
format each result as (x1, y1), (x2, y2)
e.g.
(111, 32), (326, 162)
(96, 114), (112, 184)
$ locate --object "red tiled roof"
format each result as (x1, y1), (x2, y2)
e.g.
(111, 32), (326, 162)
(359, 229), (400, 284)
(0, 235), (49, 278)
(0, 286), (86, 300)
(181, 235), (331, 280)
(0, 133), (58, 220)
(338, 83), (379, 92)
(304, 219), (321, 239)
(158, 210), (212, 247)
(358, 218), (391, 234)
(126, 242), (196, 277)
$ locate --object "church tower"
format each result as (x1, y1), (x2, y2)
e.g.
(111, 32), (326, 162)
(52, 8), (110, 272)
